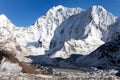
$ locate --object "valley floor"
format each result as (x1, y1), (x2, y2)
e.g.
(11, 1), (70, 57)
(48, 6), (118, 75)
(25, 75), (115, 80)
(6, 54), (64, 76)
(0, 67), (120, 80)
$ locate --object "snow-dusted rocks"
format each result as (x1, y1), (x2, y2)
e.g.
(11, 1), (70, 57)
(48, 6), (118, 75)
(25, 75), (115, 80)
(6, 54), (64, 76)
(0, 48), (40, 74)
(0, 48), (21, 74)
(0, 59), (22, 74)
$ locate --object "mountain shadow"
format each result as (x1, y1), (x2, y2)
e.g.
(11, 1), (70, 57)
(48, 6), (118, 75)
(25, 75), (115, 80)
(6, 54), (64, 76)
(26, 54), (96, 73)
(26, 41), (41, 48)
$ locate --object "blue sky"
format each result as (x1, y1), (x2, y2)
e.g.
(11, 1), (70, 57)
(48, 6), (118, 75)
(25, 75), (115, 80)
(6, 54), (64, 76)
(0, 0), (120, 26)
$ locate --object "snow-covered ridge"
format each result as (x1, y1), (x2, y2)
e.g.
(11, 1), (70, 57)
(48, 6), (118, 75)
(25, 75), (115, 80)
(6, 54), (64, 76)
(0, 5), (119, 61)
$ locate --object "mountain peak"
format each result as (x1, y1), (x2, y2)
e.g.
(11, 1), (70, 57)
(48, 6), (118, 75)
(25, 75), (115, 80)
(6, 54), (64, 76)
(92, 5), (105, 10)
(0, 14), (8, 22)
(86, 5), (116, 25)
(47, 5), (65, 14)
(89, 5), (106, 13)
(53, 5), (65, 10)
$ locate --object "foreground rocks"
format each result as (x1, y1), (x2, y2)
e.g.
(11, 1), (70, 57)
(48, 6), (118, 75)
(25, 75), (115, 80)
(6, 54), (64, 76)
(0, 48), (50, 74)
(0, 69), (120, 80)
(0, 48), (120, 80)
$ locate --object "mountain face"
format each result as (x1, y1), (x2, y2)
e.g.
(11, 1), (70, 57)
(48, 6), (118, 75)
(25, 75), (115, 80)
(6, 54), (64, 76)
(34, 5), (83, 50)
(46, 6), (117, 58)
(0, 5), (119, 63)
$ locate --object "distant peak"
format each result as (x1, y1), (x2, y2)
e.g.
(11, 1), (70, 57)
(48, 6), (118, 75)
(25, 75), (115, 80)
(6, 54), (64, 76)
(54, 5), (64, 9)
(52, 5), (65, 11)
(87, 5), (107, 17)
(0, 14), (7, 19)
(90, 5), (106, 12)
(45, 5), (66, 16)
(0, 14), (8, 21)
(92, 5), (104, 9)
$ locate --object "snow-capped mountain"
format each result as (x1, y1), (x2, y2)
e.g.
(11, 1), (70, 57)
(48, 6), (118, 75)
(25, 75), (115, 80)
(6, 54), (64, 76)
(0, 5), (84, 61)
(0, 5), (119, 62)
(34, 5), (83, 50)
(46, 5), (117, 58)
